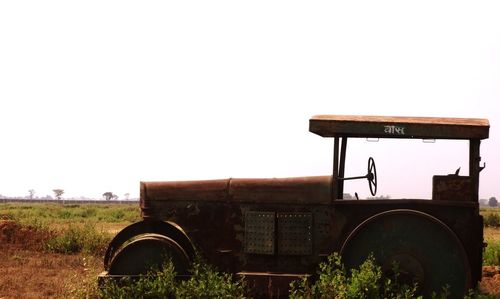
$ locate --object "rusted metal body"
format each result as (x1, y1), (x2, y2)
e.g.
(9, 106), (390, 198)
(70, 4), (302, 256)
(101, 115), (490, 298)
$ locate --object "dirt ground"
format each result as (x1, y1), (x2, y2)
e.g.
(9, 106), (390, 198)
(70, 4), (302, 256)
(480, 266), (500, 296)
(0, 244), (100, 299)
(1, 220), (500, 298)
(0, 221), (99, 299)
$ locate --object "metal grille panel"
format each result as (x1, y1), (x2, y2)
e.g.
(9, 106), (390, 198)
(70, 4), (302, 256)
(245, 211), (275, 255)
(277, 212), (313, 255)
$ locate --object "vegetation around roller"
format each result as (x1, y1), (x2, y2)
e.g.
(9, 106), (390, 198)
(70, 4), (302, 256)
(96, 253), (497, 298)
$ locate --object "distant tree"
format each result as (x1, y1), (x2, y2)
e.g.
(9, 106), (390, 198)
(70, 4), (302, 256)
(489, 197), (498, 207)
(479, 198), (488, 206)
(112, 194), (119, 200)
(53, 189), (64, 200)
(124, 193), (130, 200)
(28, 189), (35, 200)
(103, 192), (114, 201)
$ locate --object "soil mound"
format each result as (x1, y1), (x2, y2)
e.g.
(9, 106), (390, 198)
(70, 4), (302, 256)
(0, 220), (53, 251)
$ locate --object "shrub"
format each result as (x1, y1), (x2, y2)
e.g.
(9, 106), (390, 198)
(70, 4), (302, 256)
(78, 207), (97, 218)
(100, 262), (177, 299)
(99, 261), (247, 299)
(176, 262), (247, 298)
(46, 225), (82, 253)
(56, 209), (73, 219)
(289, 253), (417, 299)
(290, 254), (494, 299)
(483, 240), (500, 266)
(45, 222), (111, 255)
(109, 209), (126, 221)
(483, 213), (500, 227)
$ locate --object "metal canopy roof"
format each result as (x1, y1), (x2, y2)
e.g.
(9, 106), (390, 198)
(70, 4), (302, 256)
(309, 115), (489, 139)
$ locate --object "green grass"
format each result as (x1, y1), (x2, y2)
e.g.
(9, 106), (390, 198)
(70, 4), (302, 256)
(0, 202), (140, 226)
(0, 202), (134, 256)
(481, 208), (500, 227)
(45, 222), (112, 256)
(484, 213), (500, 228)
(484, 240), (500, 266)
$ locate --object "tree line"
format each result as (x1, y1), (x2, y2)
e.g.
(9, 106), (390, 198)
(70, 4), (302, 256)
(0, 189), (132, 201)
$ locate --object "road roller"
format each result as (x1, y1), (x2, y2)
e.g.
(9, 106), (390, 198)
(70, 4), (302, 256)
(100, 115), (489, 297)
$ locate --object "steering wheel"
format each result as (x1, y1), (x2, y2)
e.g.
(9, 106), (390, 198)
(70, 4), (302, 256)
(367, 157), (377, 196)
(338, 157), (378, 197)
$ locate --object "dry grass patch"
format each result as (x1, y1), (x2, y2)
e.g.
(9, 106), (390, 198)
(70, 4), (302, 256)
(485, 227), (500, 242)
(0, 244), (100, 299)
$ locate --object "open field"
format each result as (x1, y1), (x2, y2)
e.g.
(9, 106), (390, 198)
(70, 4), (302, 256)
(0, 202), (139, 298)
(1, 203), (500, 298)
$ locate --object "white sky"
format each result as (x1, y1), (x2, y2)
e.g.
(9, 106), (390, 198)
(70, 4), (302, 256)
(1, 1), (499, 200)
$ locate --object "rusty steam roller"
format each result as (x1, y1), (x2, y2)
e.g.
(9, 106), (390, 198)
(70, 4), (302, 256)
(100, 115), (489, 298)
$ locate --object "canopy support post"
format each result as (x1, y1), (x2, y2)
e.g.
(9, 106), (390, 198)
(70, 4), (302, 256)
(338, 137), (348, 199)
(332, 137), (339, 201)
(469, 139), (481, 202)
(332, 137), (348, 201)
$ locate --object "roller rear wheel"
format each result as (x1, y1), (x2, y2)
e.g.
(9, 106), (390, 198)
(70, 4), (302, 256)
(340, 209), (470, 297)
(104, 220), (195, 271)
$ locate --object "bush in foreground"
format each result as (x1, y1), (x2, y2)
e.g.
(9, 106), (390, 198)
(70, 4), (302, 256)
(176, 262), (247, 298)
(290, 253), (497, 299)
(94, 254), (497, 299)
(99, 261), (247, 299)
(289, 253), (417, 299)
(100, 262), (178, 298)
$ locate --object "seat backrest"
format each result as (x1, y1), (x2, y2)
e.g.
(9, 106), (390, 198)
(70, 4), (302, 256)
(432, 175), (472, 201)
